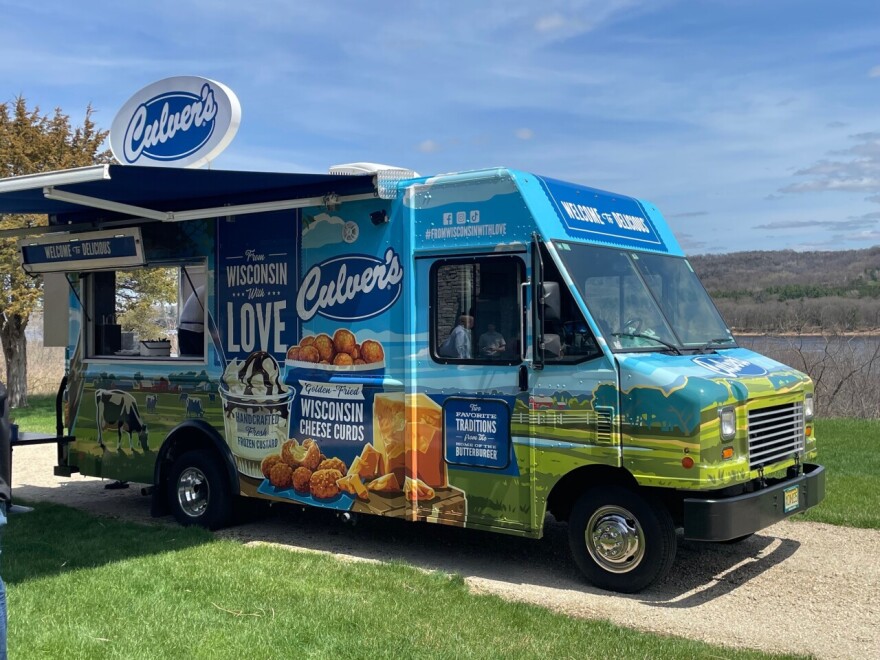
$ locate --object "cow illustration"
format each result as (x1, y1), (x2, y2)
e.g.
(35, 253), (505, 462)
(95, 389), (149, 452)
(178, 391), (189, 405)
(186, 397), (204, 418)
(145, 394), (158, 413)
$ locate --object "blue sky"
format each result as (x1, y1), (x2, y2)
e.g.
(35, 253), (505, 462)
(2, 0), (879, 254)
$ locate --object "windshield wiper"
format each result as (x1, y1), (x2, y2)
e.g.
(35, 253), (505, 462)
(612, 332), (682, 355)
(696, 337), (736, 353)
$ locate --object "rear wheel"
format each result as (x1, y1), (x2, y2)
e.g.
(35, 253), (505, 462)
(568, 486), (676, 593)
(168, 450), (232, 530)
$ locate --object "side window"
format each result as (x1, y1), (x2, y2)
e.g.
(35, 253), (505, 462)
(540, 246), (601, 364)
(86, 263), (206, 360)
(432, 256), (523, 363)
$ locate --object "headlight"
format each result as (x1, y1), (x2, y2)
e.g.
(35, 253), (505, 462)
(804, 393), (814, 421)
(719, 407), (736, 440)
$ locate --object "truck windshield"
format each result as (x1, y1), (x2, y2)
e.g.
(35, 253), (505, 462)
(553, 242), (735, 352)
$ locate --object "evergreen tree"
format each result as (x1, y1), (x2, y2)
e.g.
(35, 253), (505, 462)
(0, 97), (110, 407)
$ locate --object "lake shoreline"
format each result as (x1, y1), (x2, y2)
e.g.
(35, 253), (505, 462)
(734, 331), (880, 338)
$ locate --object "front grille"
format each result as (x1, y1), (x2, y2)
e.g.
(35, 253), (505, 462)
(747, 402), (805, 470)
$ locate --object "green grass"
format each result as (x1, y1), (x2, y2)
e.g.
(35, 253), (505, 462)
(802, 418), (880, 528)
(9, 394), (57, 435)
(5, 502), (802, 660)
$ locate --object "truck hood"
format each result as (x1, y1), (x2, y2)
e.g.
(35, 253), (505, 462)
(613, 348), (811, 437)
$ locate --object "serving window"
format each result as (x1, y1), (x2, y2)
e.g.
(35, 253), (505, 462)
(84, 262), (206, 360)
(431, 256), (524, 364)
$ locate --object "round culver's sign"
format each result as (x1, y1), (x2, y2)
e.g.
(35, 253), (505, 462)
(110, 76), (241, 168)
(693, 356), (768, 378)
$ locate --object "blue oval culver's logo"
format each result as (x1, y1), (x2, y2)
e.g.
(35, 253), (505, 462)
(110, 76), (241, 169)
(693, 356), (768, 378)
(123, 85), (217, 162)
(296, 249), (404, 321)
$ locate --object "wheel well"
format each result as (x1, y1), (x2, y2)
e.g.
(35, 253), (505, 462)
(546, 465), (639, 522)
(153, 420), (238, 511)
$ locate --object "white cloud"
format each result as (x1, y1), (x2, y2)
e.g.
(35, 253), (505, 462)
(535, 13), (566, 33)
(515, 128), (534, 140)
(869, 65), (880, 78)
(419, 140), (440, 153)
(780, 133), (880, 195)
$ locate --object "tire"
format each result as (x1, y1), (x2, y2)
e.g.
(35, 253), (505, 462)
(568, 486), (676, 593)
(168, 450), (233, 530)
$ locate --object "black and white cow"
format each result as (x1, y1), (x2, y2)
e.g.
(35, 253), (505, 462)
(95, 389), (149, 452)
(145, 394), (158, 413)
(178, 391), (189, 405)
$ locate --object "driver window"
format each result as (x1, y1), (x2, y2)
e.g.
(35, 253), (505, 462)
(539, 247), (601, 364)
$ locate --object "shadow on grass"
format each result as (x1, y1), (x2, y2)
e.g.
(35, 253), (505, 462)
(4, 500), (213, 585)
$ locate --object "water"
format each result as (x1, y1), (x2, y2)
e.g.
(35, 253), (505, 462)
(736, 335), (880, 357)
(735, 335), (880, 418)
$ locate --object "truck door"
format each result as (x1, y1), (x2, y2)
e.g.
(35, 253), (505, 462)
(412, 251), (531, 532)
(528, 237), (621, 477)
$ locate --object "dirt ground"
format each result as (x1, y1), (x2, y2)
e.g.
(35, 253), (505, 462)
(10, 443), (880, 659)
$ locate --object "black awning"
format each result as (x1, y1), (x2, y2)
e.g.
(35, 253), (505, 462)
(0, 164), (377, 224)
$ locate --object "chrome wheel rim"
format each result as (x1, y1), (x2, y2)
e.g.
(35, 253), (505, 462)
(585, 505), (645, 574)
(176, 467), (209, 518)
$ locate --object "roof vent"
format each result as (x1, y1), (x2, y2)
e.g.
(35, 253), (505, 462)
(329, 162), (420, 200)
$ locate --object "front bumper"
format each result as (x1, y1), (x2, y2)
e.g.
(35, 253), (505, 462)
(682, 463), (825, 541)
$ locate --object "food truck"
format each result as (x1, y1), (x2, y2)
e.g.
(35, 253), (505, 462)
(0, 160), (825, 592)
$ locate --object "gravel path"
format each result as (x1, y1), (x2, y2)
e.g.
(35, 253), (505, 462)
(10, 443), (880, 659)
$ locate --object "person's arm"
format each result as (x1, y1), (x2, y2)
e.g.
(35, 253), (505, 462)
(454, 327), (469, 358)
(496, 333), (506, 352)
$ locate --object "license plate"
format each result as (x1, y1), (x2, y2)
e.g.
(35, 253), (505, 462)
(783, 485), (800, 513)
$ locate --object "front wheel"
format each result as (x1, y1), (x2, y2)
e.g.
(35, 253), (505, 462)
(168, 450), (233, 530)
(568, 486), (676, 593)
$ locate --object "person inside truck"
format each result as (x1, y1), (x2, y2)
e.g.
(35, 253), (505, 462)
(178, 285), (205, 356)
(439, 314), (474, 358)
(478, 323), (506, 358)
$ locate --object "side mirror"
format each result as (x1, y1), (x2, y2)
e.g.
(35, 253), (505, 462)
(542, 281), (561, 321)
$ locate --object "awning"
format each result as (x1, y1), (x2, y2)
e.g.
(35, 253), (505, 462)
(0, 164), (379, 236)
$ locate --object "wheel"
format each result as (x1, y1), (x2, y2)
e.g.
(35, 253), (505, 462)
(568, 486), (676, 593)
(168, 450), (233, 530)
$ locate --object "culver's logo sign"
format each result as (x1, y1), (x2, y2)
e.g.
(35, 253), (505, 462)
(693, 356), (767, 378)
(110, 76), (241, 169)
(297, 249), (403, 321)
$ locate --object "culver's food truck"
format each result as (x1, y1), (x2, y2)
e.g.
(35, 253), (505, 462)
(0, 77), (824, 592)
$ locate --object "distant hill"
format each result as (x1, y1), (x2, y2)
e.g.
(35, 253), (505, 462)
(689, 247), (880, 333)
